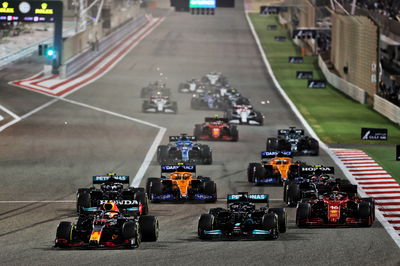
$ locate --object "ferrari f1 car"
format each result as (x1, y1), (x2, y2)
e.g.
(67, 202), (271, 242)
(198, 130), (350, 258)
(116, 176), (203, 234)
(55, 201), (158, 248)
(146, 164), (217, 203)
(140, 81), (171, 98)
(178, 79), (205, 93)
(142, 94), (178, 114)
(224, 105), (263, 126)
(247, 152), (305, 185)
(266, 127), (319, 156)
(157, 134), (212, 164)
(296, 190), (375, 227)
(198, 192), (286, 240)
(76, 173), (148, 215)
(194, 117), (238, 141)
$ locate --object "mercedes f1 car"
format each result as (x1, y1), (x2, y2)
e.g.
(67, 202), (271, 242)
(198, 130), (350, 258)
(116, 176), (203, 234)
(146, 164), (217, 203)
(224, 105), (263, 125)
(194, 117), (238, 141)
(178, 79), (206, 93)
(200, 72), (228, 86)
(157, 134), (212, 164)
(55, 202), (158, 248)
(247, 152), (305, 185)
(76, 173), (148, 215)
(140, 81), (171, 98)
(142, 94), (178, 114)
(296, 190), (375, 227)
(266, 127), (319, 156)
(198, 192), (286, 240)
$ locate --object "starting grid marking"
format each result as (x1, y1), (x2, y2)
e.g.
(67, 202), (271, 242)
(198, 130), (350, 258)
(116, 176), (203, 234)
(332, 148), (400, 235)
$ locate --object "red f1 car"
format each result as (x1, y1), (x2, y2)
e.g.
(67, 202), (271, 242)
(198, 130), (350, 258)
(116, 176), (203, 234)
(296, 190), (375, 227)
(194, 117), (238, 141)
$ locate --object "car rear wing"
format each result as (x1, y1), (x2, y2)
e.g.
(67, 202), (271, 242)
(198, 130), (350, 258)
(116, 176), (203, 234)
(300, 166), (334, 175)
(278, 128), (304, 135)
(261, 151), (292, 159)
(169, 135), (197, 142)
(227, 192), (269, 204)
(92, 175), (130, 184)
(161, 165), (196, 173)
(204, 117), (229, 123)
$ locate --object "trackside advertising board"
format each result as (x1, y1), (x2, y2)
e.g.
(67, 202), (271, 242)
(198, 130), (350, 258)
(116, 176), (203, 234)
(361, 128), (388, 140)
(190, 0), (216, 8)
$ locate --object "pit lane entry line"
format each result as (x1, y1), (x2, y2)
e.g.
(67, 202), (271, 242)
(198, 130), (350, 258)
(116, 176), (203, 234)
(244, 8), (400, 248)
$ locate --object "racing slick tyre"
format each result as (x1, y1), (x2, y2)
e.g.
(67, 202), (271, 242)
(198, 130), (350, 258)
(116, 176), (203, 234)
(358, 202), (373, 227)
(296, 203), (311, 227)
(122, 221), (141, 248)
(247, 163), (258, 182)
(201, 146), (212, 164)
(194, 124), (203, 138)
(262, 213), (278, 239)
(134, 191), (149, 215)
(198, 214), (214, 239)
(139, 215), (159, 242)
(76, 192), (91, 213)
(203, 181), (217, 203)
(171, 102), (178, 114)
(142, 101), (149, 113)
(266, 138), (278, 152)
(269, 208), (287, 233)
(55, 221), (74, 247)
(157, 145), (169, 164)
(286, 182), (301, 207)
(230, 126), (239, 141)
(149, 179), (163, 203)
(309, 138), (319, 156)
(360, 198), (375, 221)
(254, 111), (264, 126)
(146, 178), (160, 199)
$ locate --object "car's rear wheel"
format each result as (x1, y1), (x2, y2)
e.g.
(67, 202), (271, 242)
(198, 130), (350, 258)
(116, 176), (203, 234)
(76, 192), (91, 213)
(296, 203), (311, 227)
(203, 181), (217, 203)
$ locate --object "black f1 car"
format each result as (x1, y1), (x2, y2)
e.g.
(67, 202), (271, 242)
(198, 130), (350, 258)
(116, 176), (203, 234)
(194, 117), (238, 141)
(224, 105), (263, 125)
(142, 94), (178, 114)
(191, 91), (229, 110)
(55, 202), (158, 248)
(146, 164), (217, 203)
(266, 127), (319, 156)
(296, 191), (375, 227)
(76, 173), (148, 215)
(140, 81), (171, 98)
(157, 134), (212, 165)
(198, 192), (286, 240)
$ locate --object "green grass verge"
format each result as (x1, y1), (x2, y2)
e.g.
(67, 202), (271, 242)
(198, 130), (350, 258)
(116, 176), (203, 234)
(249, 14), (400, 180)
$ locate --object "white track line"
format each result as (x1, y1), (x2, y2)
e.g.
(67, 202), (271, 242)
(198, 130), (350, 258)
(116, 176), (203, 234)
(244, 10), (400, 248)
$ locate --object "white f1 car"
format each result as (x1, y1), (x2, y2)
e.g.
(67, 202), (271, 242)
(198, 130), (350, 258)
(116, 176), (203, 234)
(142, 94), (177, 114)
(178, 79), (206, 93)
(224, 105), (263, 125)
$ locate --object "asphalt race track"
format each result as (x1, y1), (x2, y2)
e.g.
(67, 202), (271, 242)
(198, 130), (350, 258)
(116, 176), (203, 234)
(0, 3), (399, 266)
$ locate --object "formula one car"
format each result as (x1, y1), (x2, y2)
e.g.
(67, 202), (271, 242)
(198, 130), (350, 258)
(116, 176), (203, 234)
(76, 173), (148, 215)
(142, 93), (178, 114)
(194, 117), (238, 141)
(140, 81), (171, 98)
(146, 164), (217, 203)
(266, 127), (319, 156)
(198, 192), (286, 240)
(296, 190), (375, 227)
(157, 134), (212, 164)
(178, 79), (206, 93)
(55, 201), (159, 248)
(224, 105), (263, 126)
(200, 72), (228, 86)
(190, 91), (229, 110)
(247, 152), (305, 185)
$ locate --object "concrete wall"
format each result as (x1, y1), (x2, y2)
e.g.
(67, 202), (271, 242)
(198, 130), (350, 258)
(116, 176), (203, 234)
(319, 56), (367, 104)
(330, 13), (379, 100)
(374, 94), (400, 125)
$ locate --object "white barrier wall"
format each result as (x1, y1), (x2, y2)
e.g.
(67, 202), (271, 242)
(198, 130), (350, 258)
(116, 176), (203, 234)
(373, 94), (400, 125)
(318, 56), (367, 104)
